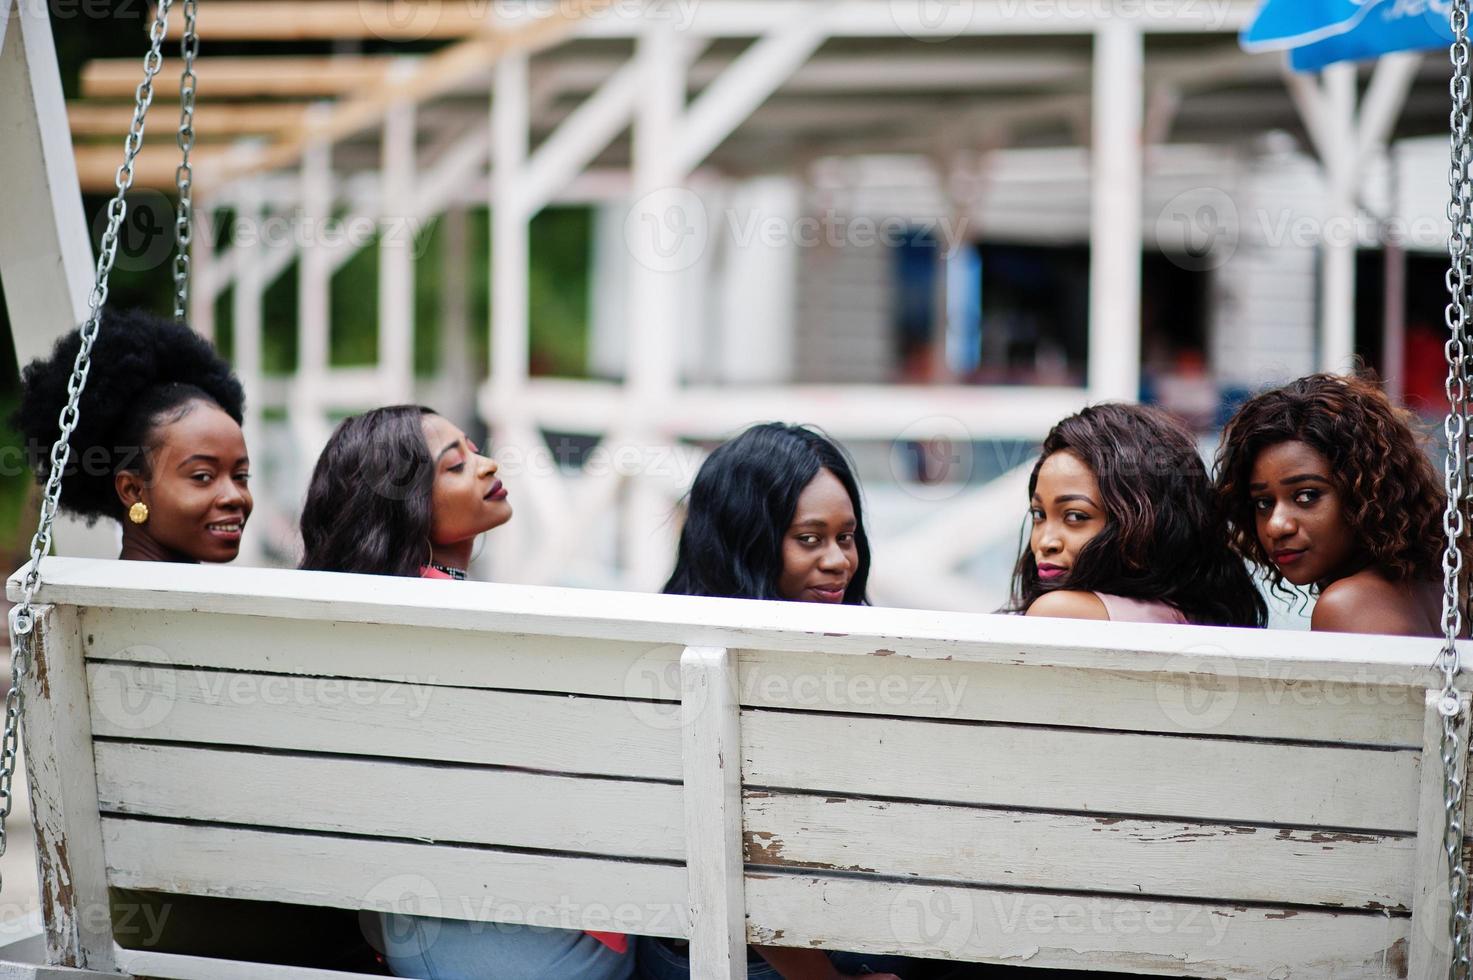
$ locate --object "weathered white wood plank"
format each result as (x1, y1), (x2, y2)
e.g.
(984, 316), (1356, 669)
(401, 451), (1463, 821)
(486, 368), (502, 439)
(1408, 689), (1471, 978)
(680, 647), (746, 980)
(94, 743), (683, 859)
(17, 607), (115, 972)
(744, 874), (1409, 978)
(12, 558), (1458, 688)
(87, 664), (681, 780)
(82, 608), (1429, 748)
(104, 739), (671, 846)
(101, 819), (689, 939)
(742, 710), (1419, 831)
(744, 791), (1412, 911)
(114, 949), (387, 980)
(739, 649), (1424, 747)
(80, 606), (677, 700)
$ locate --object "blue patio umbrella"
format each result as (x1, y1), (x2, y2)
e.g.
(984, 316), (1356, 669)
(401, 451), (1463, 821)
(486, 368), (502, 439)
(1242, 0), (1453, 72)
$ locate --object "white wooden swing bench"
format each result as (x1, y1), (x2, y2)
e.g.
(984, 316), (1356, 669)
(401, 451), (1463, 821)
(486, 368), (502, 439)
(0, 557), (1465, 980)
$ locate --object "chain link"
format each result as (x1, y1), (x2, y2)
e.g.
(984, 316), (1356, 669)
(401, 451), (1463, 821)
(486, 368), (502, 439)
(1, 0), (180, 893)
(173, 0), (199, 320)
(1444, 1), (1473, 974)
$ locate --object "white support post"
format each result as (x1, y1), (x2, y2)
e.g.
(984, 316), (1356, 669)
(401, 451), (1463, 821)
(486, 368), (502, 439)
(291, 115), (335, 466)
(1320, 63), (1357, 374)
(0, 0), (91, 363)
(232, 180), (266, 566)
(20, 606), (117, 972)
(379, 63), (418, 405)
(438, 207), (475, 428)
(188, 201), (217, 342)
(485, 53), (533, 583)
(1086, 19), (1143, 403)
(1409, 690), (1471, 978)
(628, 17), (684, 407)
(491, 53), (530, 400)
(0, 0), (126, 561)
(624, 17), (687, 589)
(679, 646), (746, 980)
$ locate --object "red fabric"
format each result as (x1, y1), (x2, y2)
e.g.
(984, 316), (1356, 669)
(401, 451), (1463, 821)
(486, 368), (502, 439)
(417, 565), (628, 955)
(585, 932), (629, 953)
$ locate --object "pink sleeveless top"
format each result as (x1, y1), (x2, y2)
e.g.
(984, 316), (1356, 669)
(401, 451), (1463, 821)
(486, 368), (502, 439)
(1094, 593), (1189, 625)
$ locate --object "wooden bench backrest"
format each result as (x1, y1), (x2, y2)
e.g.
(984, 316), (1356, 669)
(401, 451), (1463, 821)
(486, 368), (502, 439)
(9, 558), (1467, 979)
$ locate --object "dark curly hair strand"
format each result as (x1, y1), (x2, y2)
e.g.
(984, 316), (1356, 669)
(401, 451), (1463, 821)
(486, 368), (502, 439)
(12, 308), (245, 524)
(1215, 372), (1449, 591)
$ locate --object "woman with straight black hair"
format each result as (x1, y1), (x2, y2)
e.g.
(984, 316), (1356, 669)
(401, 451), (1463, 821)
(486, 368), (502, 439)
(654, 424), (912, 980)
(664, 422), (871, 604)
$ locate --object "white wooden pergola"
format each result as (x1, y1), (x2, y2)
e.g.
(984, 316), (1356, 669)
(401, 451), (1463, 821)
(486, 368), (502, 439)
(0, 0), (1446, 606)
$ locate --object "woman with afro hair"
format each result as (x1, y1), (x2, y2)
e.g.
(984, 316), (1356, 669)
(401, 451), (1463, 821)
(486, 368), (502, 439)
(15, 308), (252, 563)
(1216, 373), (1456, 636)
(16, 311), (385, 968)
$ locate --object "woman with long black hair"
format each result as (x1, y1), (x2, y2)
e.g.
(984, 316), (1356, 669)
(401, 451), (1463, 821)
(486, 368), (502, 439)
(655, 423), (912, 980)
(299, 405), (635, 980)
(1010, 403), (1265, 628)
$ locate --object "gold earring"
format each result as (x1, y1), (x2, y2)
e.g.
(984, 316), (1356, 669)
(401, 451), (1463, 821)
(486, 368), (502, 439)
(128, 501), (149, 525)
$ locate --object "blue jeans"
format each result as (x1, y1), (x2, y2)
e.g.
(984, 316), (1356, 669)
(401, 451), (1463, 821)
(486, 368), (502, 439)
(633, 936), (924, 979)
(381, 914), (635, 980)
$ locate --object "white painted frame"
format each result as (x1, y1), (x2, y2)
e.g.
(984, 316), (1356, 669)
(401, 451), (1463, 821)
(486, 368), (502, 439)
(5, 556), (1465, 977)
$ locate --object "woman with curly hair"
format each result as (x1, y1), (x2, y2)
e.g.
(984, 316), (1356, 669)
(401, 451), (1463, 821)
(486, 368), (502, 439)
(1216, 373), (1451, 636)
(1010, 403), (1266, 627)
(14, 308), (251, 563)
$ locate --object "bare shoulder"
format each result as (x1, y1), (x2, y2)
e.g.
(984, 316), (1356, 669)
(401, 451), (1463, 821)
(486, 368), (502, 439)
(1026, 590), (1110, 621)
(1311, 572), (1427, 636)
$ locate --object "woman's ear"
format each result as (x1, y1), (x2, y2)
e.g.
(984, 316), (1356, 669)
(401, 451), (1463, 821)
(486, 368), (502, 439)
(115, 469), (145, 510)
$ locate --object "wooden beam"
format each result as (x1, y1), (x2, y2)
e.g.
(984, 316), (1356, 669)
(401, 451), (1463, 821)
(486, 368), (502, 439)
(69, 100), (309, 138)
(160, 0), (520, 40)
(72, 144), (229, 191)
(174, 0), (1259, 40)
(220, 4), (592, 180)
(81, 55), (397, 98)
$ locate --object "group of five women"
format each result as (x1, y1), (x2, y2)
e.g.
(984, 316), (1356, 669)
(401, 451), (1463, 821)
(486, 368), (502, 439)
(12, 308), (1458, 979)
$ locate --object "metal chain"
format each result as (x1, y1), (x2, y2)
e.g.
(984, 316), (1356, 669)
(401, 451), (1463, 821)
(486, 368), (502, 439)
(173, 0), (199, 320)
(1, 0), (179, 890)
(1444, 0), (1473, 974)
